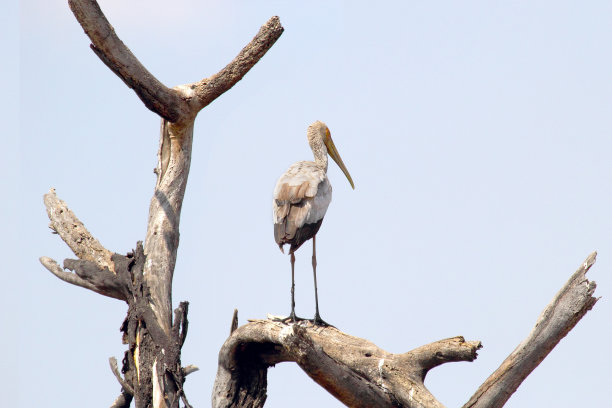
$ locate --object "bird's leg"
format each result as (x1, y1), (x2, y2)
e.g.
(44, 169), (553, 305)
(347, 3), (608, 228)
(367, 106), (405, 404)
(289, 252), (297, 322)
(311, 235), (331, 326)
(272, 251), (305, 324)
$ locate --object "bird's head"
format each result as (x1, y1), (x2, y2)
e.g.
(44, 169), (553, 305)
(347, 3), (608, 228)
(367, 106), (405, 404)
(309, 121), (355, 190)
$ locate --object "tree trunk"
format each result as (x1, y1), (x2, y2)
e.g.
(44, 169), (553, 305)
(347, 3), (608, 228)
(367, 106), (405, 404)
(40, 1), (284, 406)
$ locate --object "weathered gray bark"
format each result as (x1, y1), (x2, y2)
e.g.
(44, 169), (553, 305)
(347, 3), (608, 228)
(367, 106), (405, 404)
(40, 1), (284, 407)
(213, 253), (598, 408)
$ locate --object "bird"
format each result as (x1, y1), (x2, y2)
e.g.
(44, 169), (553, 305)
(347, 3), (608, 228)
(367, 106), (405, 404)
(273, 120), (354, 325)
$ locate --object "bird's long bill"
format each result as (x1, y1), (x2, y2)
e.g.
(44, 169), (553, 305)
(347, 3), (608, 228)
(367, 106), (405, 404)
(325, 137), (355, 189)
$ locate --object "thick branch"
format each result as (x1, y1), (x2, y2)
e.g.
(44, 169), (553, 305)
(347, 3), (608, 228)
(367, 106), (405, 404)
(402, 336), (482, 379)
(40, 256), (100, 294)
(190, 16), (284, 112)
(68, 0), (187, 122)
(44, 188), (115, 272)
(213, 319), (481, 408)
(464, 252), (599, 408)
(39, 256), (128, 301)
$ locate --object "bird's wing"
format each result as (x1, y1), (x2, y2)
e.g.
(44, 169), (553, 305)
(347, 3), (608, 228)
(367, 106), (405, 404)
(273, 162), (324, 205)
(273, 162), (331, 245)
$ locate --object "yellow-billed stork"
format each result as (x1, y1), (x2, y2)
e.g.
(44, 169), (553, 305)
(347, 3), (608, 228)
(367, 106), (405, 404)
(273, 120), (354, 325)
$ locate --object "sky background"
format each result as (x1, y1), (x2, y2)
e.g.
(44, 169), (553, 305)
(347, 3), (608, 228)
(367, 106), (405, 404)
(8, 1), (612, 407)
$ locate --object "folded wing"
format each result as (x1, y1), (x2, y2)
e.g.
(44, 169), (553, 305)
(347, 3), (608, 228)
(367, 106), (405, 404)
(273, 162), (332, 253)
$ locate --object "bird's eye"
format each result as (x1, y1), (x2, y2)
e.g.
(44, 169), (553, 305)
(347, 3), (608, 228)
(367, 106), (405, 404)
(325, 127), (331, 139)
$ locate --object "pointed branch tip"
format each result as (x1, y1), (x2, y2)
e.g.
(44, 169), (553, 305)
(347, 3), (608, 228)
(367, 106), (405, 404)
(109, 357), (134, 396)
(230, 309), (239, 334)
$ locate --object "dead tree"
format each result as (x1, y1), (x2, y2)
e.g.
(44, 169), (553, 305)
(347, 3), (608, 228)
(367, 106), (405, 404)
(40, 1), (283, 407)
(41, 1), (599, 407)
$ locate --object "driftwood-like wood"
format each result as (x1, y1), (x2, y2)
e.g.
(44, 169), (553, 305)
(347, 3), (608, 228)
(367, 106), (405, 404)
(213, 253), (598, 408)
(41, 1), (284, 407)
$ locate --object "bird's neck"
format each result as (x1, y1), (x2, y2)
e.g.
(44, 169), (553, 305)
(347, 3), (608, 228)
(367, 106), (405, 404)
(312, 143), (329, 172)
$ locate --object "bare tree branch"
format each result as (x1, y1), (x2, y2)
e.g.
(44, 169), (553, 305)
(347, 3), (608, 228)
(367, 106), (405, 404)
(44, 188), (115, 272)
(40, 256), (101, 293)
(190, 16), (284, 112)
(40, 256), (128, 300)
(213, 320), (482, 408)
(402, 336), (482, 378)
(464, 252), (599, 408)
(109, 357), (134, 395)
(110, 391), (132, 408)
(67, 0), (187, 122)
(67, 1), (284, 124)
(230, 309), (239, 334)
(182, 365), (199, 377)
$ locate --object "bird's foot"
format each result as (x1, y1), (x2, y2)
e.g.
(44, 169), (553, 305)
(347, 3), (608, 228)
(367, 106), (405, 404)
(271, 312), (307, 324)
(311, 313), (334, 328)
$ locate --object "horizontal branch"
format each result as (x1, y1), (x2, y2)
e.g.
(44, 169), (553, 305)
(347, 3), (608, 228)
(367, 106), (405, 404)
(44, 188), (115, 273)
(68, 0), (187, 122)
(40, 256), (100, 293)
(464, 252), (599, 408)
(182, 365), (199, 377)
(213, 318), (482, 408)
(402, 336), (482, 379)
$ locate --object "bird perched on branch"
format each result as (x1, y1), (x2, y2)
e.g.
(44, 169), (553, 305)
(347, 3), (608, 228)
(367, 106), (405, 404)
(273, 121), (354, 325)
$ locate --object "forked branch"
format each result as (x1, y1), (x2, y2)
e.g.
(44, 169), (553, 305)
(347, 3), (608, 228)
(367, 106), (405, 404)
(68, 0), (283, 122)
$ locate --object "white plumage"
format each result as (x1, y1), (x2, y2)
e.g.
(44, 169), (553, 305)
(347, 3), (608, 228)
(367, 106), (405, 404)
(272, 121), (354, 325)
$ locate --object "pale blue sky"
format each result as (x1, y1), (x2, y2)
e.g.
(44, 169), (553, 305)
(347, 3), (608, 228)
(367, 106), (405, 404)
(9, 1), (612, 407)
